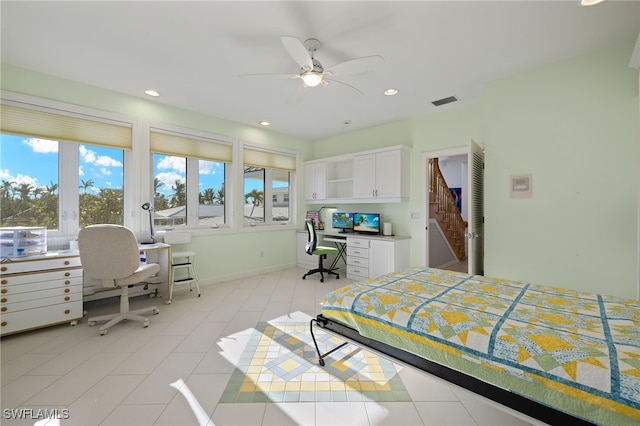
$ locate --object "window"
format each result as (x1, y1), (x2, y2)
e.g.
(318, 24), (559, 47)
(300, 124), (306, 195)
(243, 146), (295, 226)
(0, 99), (131, 234)
(150, 128), (231, 229)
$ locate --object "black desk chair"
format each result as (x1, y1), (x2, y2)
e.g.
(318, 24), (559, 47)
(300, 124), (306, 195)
(302, 219), (340, 283)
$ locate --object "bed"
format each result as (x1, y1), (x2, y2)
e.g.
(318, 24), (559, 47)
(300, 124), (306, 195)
(310, 267), (640, 425)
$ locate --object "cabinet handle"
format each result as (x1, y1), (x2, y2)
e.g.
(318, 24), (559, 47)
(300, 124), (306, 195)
(1, 307), (6, 312)
(1, 267), (6, 272)
(64, 296), (70, 301)
(64, 288), (70, 293)
(1, 280), (6, 285)
(64, 260), (70, 265)
(64, 309), (70, 315)
(1, 289), (7, 294)
(65, 280), (70, 285)
(64, 272), (71, 277)
(1, 321), (6, 327)
(1, 298), (6, 303)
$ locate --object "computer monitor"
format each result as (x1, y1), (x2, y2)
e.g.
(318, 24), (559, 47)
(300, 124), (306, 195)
(331, 212), (354, 233)
(353, 213), (381, 234)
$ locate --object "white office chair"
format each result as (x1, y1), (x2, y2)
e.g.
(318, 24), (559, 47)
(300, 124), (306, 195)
(164, 231), (201, 303)
(78, 224), (161, 335)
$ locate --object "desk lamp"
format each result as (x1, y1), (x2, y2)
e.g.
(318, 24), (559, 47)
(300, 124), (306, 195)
(141, 202), (155, 244)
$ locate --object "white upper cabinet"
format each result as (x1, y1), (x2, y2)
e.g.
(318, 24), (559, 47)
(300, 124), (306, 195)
(353, 147), (410, 202)
(305, 161), (326, 201)
(305, 145), (410, 204)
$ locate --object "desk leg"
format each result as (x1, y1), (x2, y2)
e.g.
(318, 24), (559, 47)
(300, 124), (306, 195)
(329, 242), (347, 271)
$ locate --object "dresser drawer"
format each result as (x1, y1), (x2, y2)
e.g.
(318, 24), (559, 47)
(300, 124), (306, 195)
(1, 268), (82, 287)
(0, 302), (83, 336)
(1, 276), (82, 297)
(347, 246), (369, 258)
(1, 283), (82, 306)
(0, 256), (81, 275)
(1, 291), (82, 314)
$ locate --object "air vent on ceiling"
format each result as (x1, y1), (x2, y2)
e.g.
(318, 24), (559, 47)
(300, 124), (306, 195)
(431, 96), (458, 107)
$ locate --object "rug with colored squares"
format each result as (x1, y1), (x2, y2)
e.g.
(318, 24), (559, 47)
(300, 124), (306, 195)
(219, 320), (410, 403)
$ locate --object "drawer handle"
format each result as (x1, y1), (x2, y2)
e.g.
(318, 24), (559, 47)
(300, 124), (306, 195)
(1, 298), (6, 303)
(65, 296), (70, 301)
(64, 272), (71, 277)
(1, 321), (6, 327)
(1, 280), (6, 285)
(1, 307), (6, 312)
(64, 288), (70, 293)
(65, 280), (71, 285)
(64, 260), (70, 265)
(1, 267), (6, 272)
(1, 289), (7, 294)
(64, 309), (70, 315)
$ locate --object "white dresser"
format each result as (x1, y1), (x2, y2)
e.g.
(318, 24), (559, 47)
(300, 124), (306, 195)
(0, 253), (83, 336)
(346, 235), (411, 281)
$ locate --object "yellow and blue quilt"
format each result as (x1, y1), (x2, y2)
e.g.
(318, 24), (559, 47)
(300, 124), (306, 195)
(321, 267), (640, 425)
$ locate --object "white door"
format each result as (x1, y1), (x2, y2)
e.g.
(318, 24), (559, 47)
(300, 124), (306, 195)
(353, 153), (376, 198)
(369, 240), (394, 277)
(468, 140), (485, 275)
(375, 150), (401, 198)
(423, 142), (484, 275)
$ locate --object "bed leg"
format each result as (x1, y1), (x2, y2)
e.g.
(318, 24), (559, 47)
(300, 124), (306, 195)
(310, 318), (348, 367)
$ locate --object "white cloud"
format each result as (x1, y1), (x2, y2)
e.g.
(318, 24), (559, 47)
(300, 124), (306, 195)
(23, 138), (58, 153)
(157, 156), (186, 173)
(0, 169), (10, 180)
(10, 173), (39, 188)
(79, 145), (122, 167)
(155, 171), (184, 193)
(199, 160), (222, 175)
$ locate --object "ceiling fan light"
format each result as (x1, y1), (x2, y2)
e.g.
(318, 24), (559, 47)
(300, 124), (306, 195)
(302, 71), (323, 87)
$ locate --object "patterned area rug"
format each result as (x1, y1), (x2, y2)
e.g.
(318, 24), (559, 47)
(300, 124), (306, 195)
(219, 319), (410, 403)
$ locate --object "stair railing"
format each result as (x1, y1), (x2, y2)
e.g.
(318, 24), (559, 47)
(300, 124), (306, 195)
(429, 158), (468, 260)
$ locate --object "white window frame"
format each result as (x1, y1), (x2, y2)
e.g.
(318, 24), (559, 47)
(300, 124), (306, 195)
(146, 123), (234, 231)
(0, 91), (137, 237)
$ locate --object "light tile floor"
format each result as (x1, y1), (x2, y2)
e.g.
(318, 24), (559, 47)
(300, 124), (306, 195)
(1, 268), (541, 426)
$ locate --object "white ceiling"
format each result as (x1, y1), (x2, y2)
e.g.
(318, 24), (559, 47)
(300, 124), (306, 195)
(1, 1), (638, 140)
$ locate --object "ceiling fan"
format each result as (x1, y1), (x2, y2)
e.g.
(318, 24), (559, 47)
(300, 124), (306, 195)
(240, 36), (384, 96)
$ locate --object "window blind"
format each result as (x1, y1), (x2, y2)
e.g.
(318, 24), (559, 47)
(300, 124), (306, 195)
(243, 146), (296, 171)
(0, 104), (132, 149)
(150, 130), (232, 162)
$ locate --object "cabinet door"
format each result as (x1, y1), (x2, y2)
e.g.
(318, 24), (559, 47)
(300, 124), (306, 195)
(375, 150), (402, 198)
(304, 162), (326, 200)
(369, 240), (395, 278)
(353, 154), (376, 198)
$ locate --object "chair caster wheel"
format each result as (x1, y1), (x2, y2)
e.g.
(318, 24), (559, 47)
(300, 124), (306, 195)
(153, 309), (160, 315)
(302, 276), (306, 280)
(319, 358), (325, 367)
(320, 279), (324, 283)
(198, 294), (201, 297)
(100, 329), (107, 336)
(143, 321), (149, 328)
(89, 321), (97, 327)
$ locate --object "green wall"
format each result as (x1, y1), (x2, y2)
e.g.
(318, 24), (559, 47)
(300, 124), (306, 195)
(2, 39), (638, 297)
(312, 41), (639, 299)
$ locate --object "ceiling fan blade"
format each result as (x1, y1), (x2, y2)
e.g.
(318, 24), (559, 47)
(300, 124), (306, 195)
(280, 36), (313, 70)
(239, 73), (300, 80)
(324, 78), (365, 96)
(326, 55), (384, 76)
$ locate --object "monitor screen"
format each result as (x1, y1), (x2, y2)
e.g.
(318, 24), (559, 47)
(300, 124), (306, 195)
(353, 213), (380, 234)
(331, 212), (354, 233)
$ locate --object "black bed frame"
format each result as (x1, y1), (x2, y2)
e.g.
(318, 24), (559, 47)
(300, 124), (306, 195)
(310, 314), (594, 426)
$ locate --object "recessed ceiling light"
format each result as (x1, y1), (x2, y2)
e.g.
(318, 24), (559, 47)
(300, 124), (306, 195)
(144, 89), (160, 97)
(384, 88), (399, 96)
(580, 0), (604, 5)
(259, 120), (271, 126)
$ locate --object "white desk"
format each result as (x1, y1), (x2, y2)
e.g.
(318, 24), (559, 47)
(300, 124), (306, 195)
(0, 243), (172, 335)
(297, 230), (411, 279)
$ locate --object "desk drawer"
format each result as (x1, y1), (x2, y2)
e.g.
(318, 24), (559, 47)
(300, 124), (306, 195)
(1, 283), (82, 306)
(347, 238), (370, 248)
(347, 255), (369, 268)
(347, 247), (369, 258)
(347, 265), (368, 280)
(0, 256), (81, 275)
